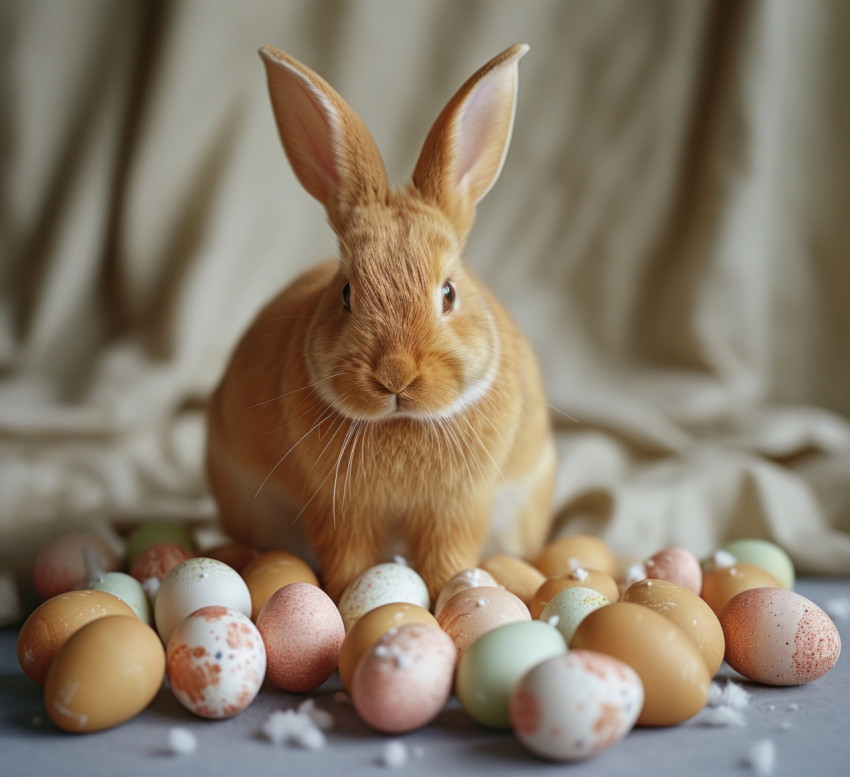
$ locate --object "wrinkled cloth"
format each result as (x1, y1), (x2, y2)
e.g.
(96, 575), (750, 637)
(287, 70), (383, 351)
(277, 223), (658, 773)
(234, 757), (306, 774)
(2, 0), (849, 620)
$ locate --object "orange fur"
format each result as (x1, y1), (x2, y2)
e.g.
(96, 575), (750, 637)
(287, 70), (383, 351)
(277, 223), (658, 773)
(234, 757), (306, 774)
(206, 44), (555, 602)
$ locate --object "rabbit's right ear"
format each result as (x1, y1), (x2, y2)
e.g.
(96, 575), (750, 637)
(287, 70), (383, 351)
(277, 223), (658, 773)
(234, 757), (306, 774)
(259, 46), (389, 229)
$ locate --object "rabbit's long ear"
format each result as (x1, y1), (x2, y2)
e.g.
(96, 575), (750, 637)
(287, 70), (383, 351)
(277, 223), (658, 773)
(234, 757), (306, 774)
(260, 46), (389, 229)
(412, 44), (528, 241)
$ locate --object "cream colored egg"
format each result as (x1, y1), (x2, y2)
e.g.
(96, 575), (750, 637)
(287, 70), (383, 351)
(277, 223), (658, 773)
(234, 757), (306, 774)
(338, 563), (429, 631)
(510, 650), (643, 761)
(479, 555), (546, 608)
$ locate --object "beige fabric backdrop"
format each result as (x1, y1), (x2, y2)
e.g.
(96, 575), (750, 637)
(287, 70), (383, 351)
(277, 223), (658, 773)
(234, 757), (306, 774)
(2, 0), (850, 619)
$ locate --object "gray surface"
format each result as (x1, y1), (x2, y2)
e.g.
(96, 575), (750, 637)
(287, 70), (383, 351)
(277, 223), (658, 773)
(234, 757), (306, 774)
(2, 579), (849, 777)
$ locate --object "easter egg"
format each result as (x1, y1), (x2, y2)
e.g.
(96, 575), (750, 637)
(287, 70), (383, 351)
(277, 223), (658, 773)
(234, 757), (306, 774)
(510, 650), (643, 761)
(44, 615), (164, 732)
(166, 606), (265, 718)
(533, 535), (619, 579)
(89, 571), (151, 624)
(33, 532), (120, 600)
(240, 550), (319, 621)
(436, 586), (530, 656)
(256, 582), (344, 692)
(456, 620), (567, 729)
(479, 555), (546, 608)
(538, 586), (610, 645)
(720, 587), (840, 685)
(338, 563), (429, 631)
(719, 539), (795, 590)
(434, 568), (499, 615)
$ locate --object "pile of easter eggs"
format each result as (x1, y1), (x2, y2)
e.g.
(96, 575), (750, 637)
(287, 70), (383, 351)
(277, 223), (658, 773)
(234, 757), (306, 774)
(16, 525), (842, 763)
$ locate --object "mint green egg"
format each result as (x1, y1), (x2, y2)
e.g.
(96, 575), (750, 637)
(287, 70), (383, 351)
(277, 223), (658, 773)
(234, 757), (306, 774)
(125, 521), (196, 567)
(720, 538), (795, 589)
(539, 586), (610, 645)
(90, 571), (152, 624)
(456, 620), (567, 729)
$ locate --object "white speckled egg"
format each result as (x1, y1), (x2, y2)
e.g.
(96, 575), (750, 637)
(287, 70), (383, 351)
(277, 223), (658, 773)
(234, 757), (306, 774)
(539, 586), (610, 644)
(510, 650), (643, 761)
(166, 606), (266, 718)
(338, 563), (429, 631)
(720, 587), (841, 685)
(154, 558), (251, 644)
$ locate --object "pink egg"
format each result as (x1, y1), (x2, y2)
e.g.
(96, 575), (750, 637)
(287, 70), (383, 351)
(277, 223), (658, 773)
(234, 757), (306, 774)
(351, 623), (456, 733)
(436, 586), (530, 656)
(644, 547), (702, 594)
(33, 532), (121, 599)
(256, 582), (345, 692)
(720, 587), (841, 685)
(130, 542), (194, 583)
(166, 605), (265, 718)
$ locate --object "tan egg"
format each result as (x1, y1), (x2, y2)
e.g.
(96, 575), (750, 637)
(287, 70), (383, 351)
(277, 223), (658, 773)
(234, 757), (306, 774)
(436, 586), (530, 656)
(530, 569), (620, 619)
(622, 578), (725, 677)
(701, 563), (782, 617)
(241, 550), (319, 620)
(17, 590), (137, 685)
(338, 602), (438, 690)
(479, 555), (546, 608)
(533, 535), (619, 579)
(44, 615), (165, 732)
(434, 568), (499, 615)
(572, 602), (710, 726)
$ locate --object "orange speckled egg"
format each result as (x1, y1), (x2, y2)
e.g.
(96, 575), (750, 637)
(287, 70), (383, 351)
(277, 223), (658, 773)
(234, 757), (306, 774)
(533, 535), (619, 579)
(701, 563), (782, 617)
(256, 582), (344, 692)
(720, 587), (841, 685)
(241, 551), (319, 621)
(436, 586), (530, 656)
(338, 602), (438, 691)
(350, 623), (456, 733)
(479, 555), (546, 608)
(530, 569), (620, 619)
(166, 606), (265, 718)
(129, 542), (194, 583)
(17, 590), (137, 685)
(44, 615), (164, 732)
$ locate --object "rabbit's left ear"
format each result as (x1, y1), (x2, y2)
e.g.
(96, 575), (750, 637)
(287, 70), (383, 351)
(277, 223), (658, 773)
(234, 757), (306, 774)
(412, 44), (528, 241)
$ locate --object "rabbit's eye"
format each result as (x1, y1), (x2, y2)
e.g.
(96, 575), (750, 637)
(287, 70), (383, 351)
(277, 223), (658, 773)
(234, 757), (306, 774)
(441, 281), (456, 314)
(342, 282), (352, 311)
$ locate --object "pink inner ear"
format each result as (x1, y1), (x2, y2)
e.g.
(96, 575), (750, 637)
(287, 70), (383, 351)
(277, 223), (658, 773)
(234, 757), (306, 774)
(297, 107), (341, 188)
(453, 74), (512, 192)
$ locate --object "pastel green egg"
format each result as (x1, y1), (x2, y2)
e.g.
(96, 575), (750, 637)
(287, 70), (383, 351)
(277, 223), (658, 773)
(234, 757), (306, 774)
(90, 572), (151, 624)
(456, 620), (567, 729)
(719, 539), (795, 590)
(125, 521), (196, 567)
(539, 586), (610, 645)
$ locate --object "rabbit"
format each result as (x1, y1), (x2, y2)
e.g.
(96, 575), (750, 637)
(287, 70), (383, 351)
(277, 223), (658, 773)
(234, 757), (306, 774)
(205, 43), (556, 603)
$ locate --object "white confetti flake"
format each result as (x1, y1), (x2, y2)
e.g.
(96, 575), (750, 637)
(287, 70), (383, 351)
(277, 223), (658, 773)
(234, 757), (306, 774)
(168, 727), (198, 755)
(380, 740), (409, 768)
(746, 738), (776, 776)
(262, 709), (326, 750)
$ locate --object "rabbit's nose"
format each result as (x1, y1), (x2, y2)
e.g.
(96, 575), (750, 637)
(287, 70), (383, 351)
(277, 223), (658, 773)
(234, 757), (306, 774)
(373, 353), (418, 396)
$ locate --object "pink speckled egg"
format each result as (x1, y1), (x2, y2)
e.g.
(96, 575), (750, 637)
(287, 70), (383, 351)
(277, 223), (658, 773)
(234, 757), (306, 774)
(643, 547), (702, 594)
(436, 586), (530, 656)
(33, 532), (121, 600)
(166, 606), (266, 718)
(351, 623), (456, 733)
(256, 582), (344, 692)
(510, 650), (643, 761)
(720, 587), (841, 685)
